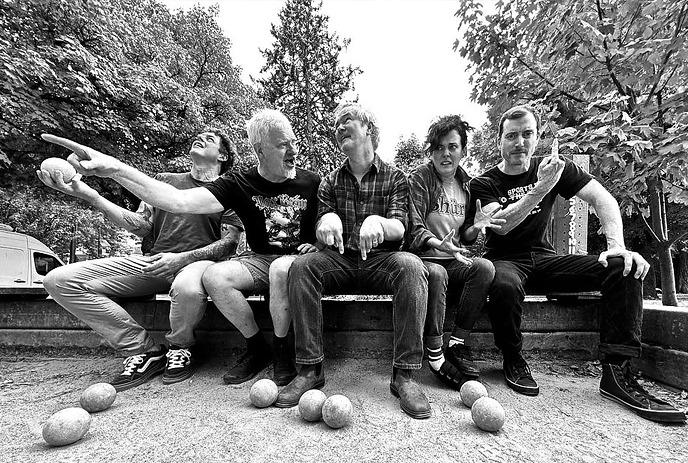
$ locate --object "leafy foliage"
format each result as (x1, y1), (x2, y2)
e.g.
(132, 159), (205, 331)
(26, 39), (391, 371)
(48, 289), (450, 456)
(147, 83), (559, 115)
(393, 134), (425, 173)
(456, 0), (688, 303)
(0, 0), (262, 208)
(256, 0), (361, 176)
(456, 0), (688, 213)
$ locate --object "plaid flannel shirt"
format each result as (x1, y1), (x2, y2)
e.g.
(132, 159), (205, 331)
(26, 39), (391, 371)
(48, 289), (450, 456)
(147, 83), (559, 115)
(318, 154), (409, 252)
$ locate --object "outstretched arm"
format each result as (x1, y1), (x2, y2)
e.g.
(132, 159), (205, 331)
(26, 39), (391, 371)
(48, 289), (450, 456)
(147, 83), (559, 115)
(36, 170), (154, 236)
(41, 134), (224, 214)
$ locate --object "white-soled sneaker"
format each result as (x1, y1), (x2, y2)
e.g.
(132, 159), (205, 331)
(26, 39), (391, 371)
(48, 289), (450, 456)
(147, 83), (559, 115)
(110, 346), (167, 392)
(162, 347), (195, 385)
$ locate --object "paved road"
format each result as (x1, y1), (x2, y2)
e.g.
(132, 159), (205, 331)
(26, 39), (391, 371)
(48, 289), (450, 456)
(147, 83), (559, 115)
(1, 352), (687, 463)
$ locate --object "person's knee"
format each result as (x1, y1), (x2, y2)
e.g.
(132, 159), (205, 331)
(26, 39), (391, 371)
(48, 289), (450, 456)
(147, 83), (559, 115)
(491, 270), (522, 298)
(269, 258), (293, 283)
(472, 258), (495, 281)
(603, 256), (637, 277)
(287, 254), (317, 282)
(170, 274), (206, 300)
(43, 266), (70, 297)
(425, 262), (448, 290)
(202, 263), (239, 293)
(394, 252), (427, 278)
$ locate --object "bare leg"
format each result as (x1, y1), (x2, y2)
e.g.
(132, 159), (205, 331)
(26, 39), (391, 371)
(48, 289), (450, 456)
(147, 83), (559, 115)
(269, 255), (298, 337)
(202, 260), (257, 337)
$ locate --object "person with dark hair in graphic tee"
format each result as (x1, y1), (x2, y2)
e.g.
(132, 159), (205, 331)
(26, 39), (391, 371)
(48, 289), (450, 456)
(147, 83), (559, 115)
(466, 104), (685, 424)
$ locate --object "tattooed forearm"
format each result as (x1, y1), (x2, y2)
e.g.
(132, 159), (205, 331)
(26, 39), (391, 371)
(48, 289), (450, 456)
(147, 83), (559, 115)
(186, 236), (238, 262)
(119, 211), (153, 235)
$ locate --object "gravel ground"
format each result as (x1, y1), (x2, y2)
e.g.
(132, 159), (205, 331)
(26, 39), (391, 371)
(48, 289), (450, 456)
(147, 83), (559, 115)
(1, 350), (687, 463)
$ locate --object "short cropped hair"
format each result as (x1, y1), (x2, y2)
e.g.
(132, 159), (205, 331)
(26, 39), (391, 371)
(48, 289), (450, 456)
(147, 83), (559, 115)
(498, 105), (541, 139)
(206, 127), (236, 174)
(246, 109), (292, 152)
(424, 115), (473, 154)
(333, 102), (380, 150)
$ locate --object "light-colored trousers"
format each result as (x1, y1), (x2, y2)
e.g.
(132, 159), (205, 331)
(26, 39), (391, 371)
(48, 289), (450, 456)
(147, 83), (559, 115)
(43, 255), (213, 354)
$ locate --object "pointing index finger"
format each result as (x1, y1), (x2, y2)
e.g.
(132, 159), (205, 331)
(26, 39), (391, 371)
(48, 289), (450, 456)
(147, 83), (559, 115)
(41, 134), (91, 160)
(551, 137), (559, 161)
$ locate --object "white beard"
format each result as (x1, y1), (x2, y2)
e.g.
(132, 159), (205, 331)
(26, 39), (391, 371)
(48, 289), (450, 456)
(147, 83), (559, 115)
(284, 166), (297, 180)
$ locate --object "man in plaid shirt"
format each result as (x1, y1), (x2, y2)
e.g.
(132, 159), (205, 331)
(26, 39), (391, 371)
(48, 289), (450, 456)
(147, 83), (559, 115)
(275, 103), (432, 419)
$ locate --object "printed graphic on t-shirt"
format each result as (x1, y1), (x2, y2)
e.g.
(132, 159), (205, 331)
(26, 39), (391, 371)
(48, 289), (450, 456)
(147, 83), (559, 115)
(505, 182), (541, 215)
(431, 191), (466, 216)
(252, 194), (309, 249)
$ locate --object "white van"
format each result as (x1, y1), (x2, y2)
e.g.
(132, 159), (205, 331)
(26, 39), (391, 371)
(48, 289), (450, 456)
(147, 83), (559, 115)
(0, 226), (64, 295)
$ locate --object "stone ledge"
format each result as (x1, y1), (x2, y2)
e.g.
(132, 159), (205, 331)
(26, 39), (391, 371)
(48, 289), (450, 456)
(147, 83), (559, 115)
(633, 344), (688, 390)
(0, 295), (602, 332)
(2, 296), (686, 389)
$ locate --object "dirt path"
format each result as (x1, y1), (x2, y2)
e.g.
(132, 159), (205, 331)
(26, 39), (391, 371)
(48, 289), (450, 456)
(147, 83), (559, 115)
(1, 351), (687, 463)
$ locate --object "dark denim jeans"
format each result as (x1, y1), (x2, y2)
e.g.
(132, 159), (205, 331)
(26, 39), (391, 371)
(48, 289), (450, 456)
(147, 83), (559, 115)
(487, 253), (643, 361)
(288, 249), (428, 369)
(423, 257), (495, 350)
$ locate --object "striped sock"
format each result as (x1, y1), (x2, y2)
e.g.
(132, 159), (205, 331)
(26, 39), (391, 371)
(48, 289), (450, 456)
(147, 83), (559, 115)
(427, 346), (445, 370)
(448, 336), (465, 348)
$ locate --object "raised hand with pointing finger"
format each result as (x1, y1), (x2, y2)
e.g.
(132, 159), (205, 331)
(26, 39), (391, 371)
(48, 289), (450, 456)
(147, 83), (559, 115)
(41, 134), (122, 178)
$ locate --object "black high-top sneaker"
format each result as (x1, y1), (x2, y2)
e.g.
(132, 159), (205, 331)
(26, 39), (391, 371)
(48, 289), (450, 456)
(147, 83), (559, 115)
(599, 361), (686, 423)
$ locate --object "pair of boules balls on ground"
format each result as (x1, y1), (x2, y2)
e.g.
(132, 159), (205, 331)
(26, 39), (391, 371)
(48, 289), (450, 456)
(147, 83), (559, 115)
(249, 379), (353, 429)
(40, 157), (77, 183)
(300, 390), (352, 429)
(42, 383), (117, 447)
(460, 380), (506, 432)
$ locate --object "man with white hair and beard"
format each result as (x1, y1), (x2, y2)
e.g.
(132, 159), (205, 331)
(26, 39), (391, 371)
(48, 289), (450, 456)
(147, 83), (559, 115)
(41, 109), (321, 387)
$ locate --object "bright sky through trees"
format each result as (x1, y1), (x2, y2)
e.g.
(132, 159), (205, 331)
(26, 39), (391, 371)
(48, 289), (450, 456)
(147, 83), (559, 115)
(161, 0), (493, 159)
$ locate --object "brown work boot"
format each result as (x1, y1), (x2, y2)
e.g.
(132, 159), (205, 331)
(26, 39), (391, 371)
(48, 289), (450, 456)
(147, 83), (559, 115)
(274, 363), (325, 408)
(390, 368), (431, 419)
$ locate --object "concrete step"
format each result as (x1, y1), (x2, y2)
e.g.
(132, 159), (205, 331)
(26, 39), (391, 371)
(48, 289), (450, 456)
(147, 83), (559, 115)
(1, 296), (686, 389)
(0, 295), (602, 332)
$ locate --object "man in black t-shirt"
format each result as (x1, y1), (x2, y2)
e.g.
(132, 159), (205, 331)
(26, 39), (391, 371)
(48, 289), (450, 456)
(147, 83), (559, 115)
(466, 104), (685, 423)
(201, 110), (320, 386)
(41, 109), (320, 388)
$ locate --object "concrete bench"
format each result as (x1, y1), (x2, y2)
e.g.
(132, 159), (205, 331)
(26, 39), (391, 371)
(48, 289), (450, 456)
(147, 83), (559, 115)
(0, 292), (605, 359)
(0, 294), (685, 389)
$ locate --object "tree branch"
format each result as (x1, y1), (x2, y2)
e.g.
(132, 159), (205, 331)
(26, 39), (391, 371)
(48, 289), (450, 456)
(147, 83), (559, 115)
(669, 230), (688, 247)
(639, 210), (662, 244)
(645, 2), (687, 105)
(595, 0), (629, 100)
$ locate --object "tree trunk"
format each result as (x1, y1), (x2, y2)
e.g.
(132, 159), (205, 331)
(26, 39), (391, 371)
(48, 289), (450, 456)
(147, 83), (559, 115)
(676, 247), (688, 293)
(642, 253), (658, 299)
(657, 242), (677, 305)
(647, 175), (678, 305)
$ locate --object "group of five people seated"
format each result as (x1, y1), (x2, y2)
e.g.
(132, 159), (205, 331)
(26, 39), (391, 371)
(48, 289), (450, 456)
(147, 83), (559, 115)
(38, 102), (686, 424)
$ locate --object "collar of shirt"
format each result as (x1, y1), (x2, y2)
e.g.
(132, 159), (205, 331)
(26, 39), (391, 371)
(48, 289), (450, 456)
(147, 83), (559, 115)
(342, 153), (383, 179)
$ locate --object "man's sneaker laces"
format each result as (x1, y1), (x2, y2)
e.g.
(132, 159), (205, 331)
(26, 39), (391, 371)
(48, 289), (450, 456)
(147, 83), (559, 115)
(166, 348), (192, 370)
(121, 354), (152, 376)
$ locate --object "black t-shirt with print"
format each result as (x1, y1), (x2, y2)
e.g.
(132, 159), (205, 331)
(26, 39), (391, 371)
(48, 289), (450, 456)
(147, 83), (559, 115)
(204, 166), (320, 254)
(467, 159), (592, 258)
